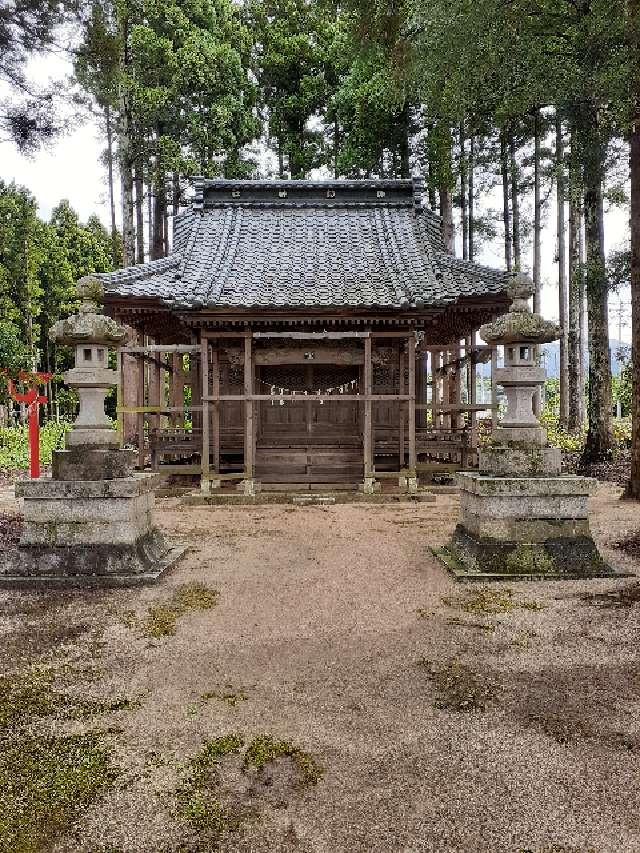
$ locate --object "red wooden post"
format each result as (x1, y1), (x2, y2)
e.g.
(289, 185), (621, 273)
(5, 372), (51, 479)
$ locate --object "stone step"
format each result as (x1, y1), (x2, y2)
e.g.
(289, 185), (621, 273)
(291, 494), (336, 506)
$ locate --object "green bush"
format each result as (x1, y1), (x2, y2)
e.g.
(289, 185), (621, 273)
(0, 422), (72, 473)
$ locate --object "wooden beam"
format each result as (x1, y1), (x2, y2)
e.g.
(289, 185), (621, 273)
(202, 394), (410, 402)
(364, 335), (372, 477)
(253, 331), (370, 340)
(201, 337), (210, 489)
(408, 334), (416, 474)
(244, 334), (254, 478)
(121, 345), (199, 354)
(254, 347), (364, 365)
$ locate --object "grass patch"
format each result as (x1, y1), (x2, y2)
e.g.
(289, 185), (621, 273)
(243, 734), (323, 787)
(0, 731), (116, 853)
(175, 734), (248, 847)
(417, 658), (500, 712)
(201, 687), (249, 707)
(175, 733), (323, 848)
(142, 583), (219, 638)
(442, 586), (543, 615)
(0, 669), (140, 732)
(446, 616), (496, 632)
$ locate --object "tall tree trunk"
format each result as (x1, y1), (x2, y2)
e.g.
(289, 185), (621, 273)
(500, 130), (512, 271)
(333, 117), (339, 179)
(104, 103), (120, 267)
(568, 144), (582, 432)
(579, 206), (587, 424)
(439, 187), (454, 253)
(533, 111), (543, 417)
(579, 105), (612, 465)
(117, 15), (135, 267)
(134, 160), (144, 264)
(556, 112), (569, 427)
(426, 124), (437, 208)
(509, 130), (521, 271)
(399, 104), (411, 179)
(627, 0), (640, 497)
(172, 171), (181, 217)
(468, 134), (475, 261)
(460, 123), (468, 260)
(147, 180), (153, 259)
(152, 173), (165, 260)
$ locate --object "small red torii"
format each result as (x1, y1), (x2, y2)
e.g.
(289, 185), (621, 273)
(4, 371), (52, 479)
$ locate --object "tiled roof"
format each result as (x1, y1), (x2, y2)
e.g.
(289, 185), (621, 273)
(99, 178), (512, 310)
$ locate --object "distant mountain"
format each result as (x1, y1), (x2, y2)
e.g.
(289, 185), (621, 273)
(540, 340), (629, 378)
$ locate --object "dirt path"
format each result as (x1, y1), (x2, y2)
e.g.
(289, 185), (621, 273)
(2, 483), (640, 852)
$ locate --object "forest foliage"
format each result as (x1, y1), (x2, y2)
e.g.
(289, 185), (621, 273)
(1, 0), (638, 476)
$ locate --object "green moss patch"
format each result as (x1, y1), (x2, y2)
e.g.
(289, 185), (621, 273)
(175, 733), (323, 848)
(502, 544), (555, 575)
(201, 687), (249, 707)
(0, 731), (116, 853)
(244, 734), (323, 787)
(0, 669), (139, 732)
(417, 658), (500, 712)
(442, 586), (543, 615)
(142, 583), (219, 638)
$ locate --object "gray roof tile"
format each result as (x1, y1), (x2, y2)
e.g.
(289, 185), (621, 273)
(99, 179), (512, 309)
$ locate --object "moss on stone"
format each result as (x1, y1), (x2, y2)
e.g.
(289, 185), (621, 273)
(502, 544), (555, 575)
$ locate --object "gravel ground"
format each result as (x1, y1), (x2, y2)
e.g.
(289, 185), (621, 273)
(1, 482), (640, 853)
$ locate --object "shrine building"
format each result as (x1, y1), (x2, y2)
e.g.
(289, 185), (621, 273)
(98, 177), (512, 493)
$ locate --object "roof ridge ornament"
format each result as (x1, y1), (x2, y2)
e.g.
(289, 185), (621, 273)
(412, 175), (425, 213)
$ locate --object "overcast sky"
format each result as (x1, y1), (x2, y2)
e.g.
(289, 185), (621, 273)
(1, 54), (632, 344)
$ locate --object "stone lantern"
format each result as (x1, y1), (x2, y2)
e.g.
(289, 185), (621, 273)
(49, 277), (135, 480)
(440, 272), (616, 580)
(0, 276), (184, 586)
(478, 273), (562, 477)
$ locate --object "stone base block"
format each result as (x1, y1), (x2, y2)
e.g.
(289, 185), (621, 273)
(0, 530), (187, 586)
(439, 471), (619, 580)
(4, 473), (184, 584)
(53, 448), (136, 481)
(479, 444), (562, 476)
(439, 525), (616, 580)
(16, 474), (159, 547)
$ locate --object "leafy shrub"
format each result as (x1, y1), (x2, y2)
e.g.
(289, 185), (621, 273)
(0, 422), (72, 473)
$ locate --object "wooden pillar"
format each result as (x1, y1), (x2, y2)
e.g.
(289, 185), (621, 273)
(148, 342), (161, 433)
(201, 337), (210, 492)
(122, 326), (139, 443)
(190, 339), (202, 432)
(415, 344), (424, 431)
(170, 353), (184, 428)
(244, 333), (254, 480)
(398, 342), (405, 469)
(468, 337), (478, 449)
(363, 334), (373, 479)
(137, 350), (145, 469)
(211, 345), (220, 476)
(442, 350), (451, 430)
(430, 350), (438, 430)
(408, 333), (416, 476)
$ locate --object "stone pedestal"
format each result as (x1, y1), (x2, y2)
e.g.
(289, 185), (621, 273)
(0, 276), (185, 586)
(439, 272), (618, 581)
(0, 474), (183, 584)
